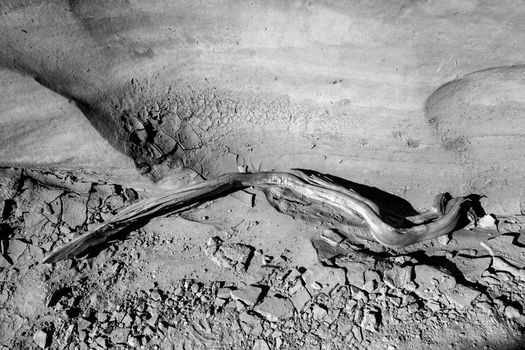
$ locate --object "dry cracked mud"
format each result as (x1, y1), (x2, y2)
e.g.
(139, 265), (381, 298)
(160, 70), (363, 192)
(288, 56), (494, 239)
(1, 168), (524, 350)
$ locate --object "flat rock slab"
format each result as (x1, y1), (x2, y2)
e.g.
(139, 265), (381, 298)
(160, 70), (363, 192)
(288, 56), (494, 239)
(255, 295), (293, 322)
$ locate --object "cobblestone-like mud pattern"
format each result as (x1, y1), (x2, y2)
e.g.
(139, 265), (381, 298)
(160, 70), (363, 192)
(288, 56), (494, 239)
(1, 167), (524, 350)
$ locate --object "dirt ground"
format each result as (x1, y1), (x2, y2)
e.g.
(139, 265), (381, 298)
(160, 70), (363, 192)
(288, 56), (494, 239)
(0, 167), (524, 350)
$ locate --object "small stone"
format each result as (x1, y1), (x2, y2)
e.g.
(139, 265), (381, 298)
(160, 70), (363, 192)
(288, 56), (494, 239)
(252, 338), (270, 350)
(342, 262), (368, 289)
(61, 193), (87, 229)
(33, 330), (48, 349)
(352, 326), (363, 343)
(289, 283), (311, 311)
(128, 336), (140, 348)
(478, 215), (497, 229)
(96, 312), (108, 322)
(361, 310), (380, 332)
(105, 195), (125, 211)
(239, 312), (263, 336)
(110, 327), (131, 344)
(231, 285), (263, 306)
(427, 300), (441, 312)
(122, 314), (133, 327)
(504, 305), (521, 319)
(6, 239), (29, 262)
(312, 304), (328, 320)
(149, 290), (162, 301)
(77, 318), (92, 331)
(95, 336), (107, 348)
(437, 235), (450, 245)
(302, 263), (346, 295)
(255, 295), (294, 322)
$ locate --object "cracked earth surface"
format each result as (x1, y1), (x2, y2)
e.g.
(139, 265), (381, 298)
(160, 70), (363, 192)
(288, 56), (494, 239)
(0, 168), (524, 350)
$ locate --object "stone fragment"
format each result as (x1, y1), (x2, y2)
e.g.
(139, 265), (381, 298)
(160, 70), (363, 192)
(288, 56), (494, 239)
(231, 285), (263, 306)
(302, 263), (346, 295)
(205, 237), (254, 271)
(444, 284), (480, 309)
(239, 312), (263, 336)
(33, 330), (48, 349)
(252, 338), (270, 350)
(96, 312), (108, 322)
(216, 286), (234, 299)
(94, 336), (107, 348)
(312, 304), (328, 320)
(352, 325), (363, 343)
(110, 327), (131, 344)
(477, 214), (497, 229)
(437, 235), (450, 245)
(105, 195), (125, 212)
(342, 261), (367, 289)
(289, 283), (311, 311)
(127, 336), (140, 348)
(122, 314), (133, 327)
(320, 229), (345, 246)
(504, 305), (521, 319)
(61, 324), (74, 348)
(149, 290), (162, 301)
(7, 239), (28, 262)
(426, 300), (441, 312)
(77, 317), (92, 331)
(360, 310), (380, 332)
(255, 295), (294, 322)
(61, 193), (87, 229)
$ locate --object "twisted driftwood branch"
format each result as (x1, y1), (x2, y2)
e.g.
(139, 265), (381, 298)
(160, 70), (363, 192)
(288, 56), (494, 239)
(43, 170), (470, 263)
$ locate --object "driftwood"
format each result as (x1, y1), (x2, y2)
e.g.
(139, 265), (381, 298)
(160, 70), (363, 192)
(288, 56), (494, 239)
(43, 170), (471, 264)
